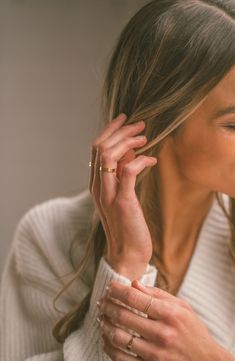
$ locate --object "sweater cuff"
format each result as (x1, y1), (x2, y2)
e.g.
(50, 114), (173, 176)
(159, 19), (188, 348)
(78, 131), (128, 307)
(88, 256), (157, 320)
(65, 256), (157, 360)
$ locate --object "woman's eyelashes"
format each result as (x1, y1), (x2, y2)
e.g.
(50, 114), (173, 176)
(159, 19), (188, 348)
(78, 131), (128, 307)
(223, 125), (235, 132)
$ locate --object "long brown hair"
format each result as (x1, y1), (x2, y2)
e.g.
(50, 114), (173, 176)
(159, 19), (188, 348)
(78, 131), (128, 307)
(52, 0), (235, 343)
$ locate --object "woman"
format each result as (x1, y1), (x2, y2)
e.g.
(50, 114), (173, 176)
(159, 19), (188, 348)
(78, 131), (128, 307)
(1, 0), (235, 360)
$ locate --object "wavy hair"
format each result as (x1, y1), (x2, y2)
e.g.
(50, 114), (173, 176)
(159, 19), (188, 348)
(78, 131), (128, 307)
(52, 0), (235, 343)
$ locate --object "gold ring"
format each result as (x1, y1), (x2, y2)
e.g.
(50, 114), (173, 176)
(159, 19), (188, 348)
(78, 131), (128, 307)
(99, 166), (116, 173)
(143, 295), (153, 314)
(126, 334), (135, 351)
(89, 162), (117, 173)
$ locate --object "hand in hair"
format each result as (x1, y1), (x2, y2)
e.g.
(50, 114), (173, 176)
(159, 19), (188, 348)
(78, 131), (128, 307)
(89, 113), (157, 280)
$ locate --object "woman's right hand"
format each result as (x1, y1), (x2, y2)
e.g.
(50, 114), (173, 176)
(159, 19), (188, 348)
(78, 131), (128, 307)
(88, 113), (158, 280)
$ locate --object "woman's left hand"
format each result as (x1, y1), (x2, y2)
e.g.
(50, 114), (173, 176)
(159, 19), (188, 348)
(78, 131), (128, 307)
(97, 280), (225, 361)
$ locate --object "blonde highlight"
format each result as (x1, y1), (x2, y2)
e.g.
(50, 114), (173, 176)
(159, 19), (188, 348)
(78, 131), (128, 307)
(52, 0), (235, 344)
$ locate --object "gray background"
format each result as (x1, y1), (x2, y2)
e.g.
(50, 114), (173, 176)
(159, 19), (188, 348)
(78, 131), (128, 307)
(1, 0), (148, 275)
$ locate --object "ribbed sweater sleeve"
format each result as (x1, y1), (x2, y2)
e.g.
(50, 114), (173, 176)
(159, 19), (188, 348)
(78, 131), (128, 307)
(63, 256), (157, 361)
(0, 196), (157, 361)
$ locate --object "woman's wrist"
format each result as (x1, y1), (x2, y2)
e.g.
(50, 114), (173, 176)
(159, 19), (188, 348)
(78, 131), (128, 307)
(104, 255), (149, 281)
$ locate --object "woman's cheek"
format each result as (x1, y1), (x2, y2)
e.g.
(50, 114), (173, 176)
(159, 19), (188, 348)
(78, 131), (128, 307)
(174, 136), (219, 186)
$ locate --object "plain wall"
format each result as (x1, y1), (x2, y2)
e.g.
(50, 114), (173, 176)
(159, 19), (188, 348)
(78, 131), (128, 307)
(0, 0), (148, 275)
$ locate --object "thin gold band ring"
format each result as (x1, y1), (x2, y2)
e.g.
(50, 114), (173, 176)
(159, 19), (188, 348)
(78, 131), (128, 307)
(89, 161), (117, 173)
(126, 334), (136, 351)
(143, 296), (153, 314)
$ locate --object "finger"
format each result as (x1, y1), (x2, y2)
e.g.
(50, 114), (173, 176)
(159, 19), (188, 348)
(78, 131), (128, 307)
(118, 155), (157, 197)
(90, 113), (127, 195)
(88, 113), (133, 264)
(98, 120), (146, 150)
(108, 280), (177, 305)
(91, 147), (113, 255)
(132, 280), (177, 301)
(94, 113), (128, 146)
(91, 116), (145, 198)
(100, 298), (170, 343)
(101, 315), (161, 360)
(99, 136), (147, 205)
(92, 117), (146, 194)
(102, 333), (144, 361)
(131, 280), (194, 313)
(97, 119), (146, 186)
(106, 282), (171, 320)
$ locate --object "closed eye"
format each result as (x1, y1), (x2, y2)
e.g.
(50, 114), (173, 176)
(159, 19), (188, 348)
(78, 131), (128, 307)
(223, 125), (235, 131)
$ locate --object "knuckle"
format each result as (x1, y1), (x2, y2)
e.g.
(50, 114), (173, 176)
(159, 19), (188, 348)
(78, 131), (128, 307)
(101, 150), (114, 163)
(179, 298), (193, 311)
(146, 351), (158, 361)
(111, 328), (122, 346)
(123, 288), (132, 303)
(122, 164), (135, 176)
(138, 154), (148, 161)
(151, 326), (161, 340)
(127, 291), (139, 305)
(98, 142), (107, 153)
(114, 353), (122, 361)
(153, 287), (166, 298)
(115, 307), (126, 323)
(161, 327), (176, 347)
(167, 304), (181, 323)
(112, 352), (122, 361)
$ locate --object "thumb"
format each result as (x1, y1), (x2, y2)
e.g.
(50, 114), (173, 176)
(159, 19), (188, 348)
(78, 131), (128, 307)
(116, 149), (135, 180)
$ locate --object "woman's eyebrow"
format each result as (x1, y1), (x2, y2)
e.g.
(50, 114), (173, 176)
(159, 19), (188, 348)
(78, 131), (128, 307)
(210, 105), (235, 121)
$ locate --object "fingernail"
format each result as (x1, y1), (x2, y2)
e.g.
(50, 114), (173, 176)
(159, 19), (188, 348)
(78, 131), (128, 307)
(97, 300), (101, 308)
(118, 113), (127, 121)
(150, 157), (157, 162)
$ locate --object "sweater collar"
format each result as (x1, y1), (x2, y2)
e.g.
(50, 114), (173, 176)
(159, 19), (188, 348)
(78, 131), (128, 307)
(176, 193), (235, 351)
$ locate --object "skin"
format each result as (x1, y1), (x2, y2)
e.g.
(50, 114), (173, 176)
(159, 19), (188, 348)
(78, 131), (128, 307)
(158, 65), (235, 269)
(98, 280), (235, 361)
(93, 65), (235, 360)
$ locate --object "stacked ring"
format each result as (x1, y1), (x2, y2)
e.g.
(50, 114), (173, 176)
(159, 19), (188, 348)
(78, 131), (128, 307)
(89, 161), (117, 173)
(126, 334), (136, 351)
(143, 295), (154, 315)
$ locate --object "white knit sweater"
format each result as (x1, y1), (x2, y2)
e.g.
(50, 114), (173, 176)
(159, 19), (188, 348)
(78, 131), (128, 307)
(1, 188), (235, 361)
